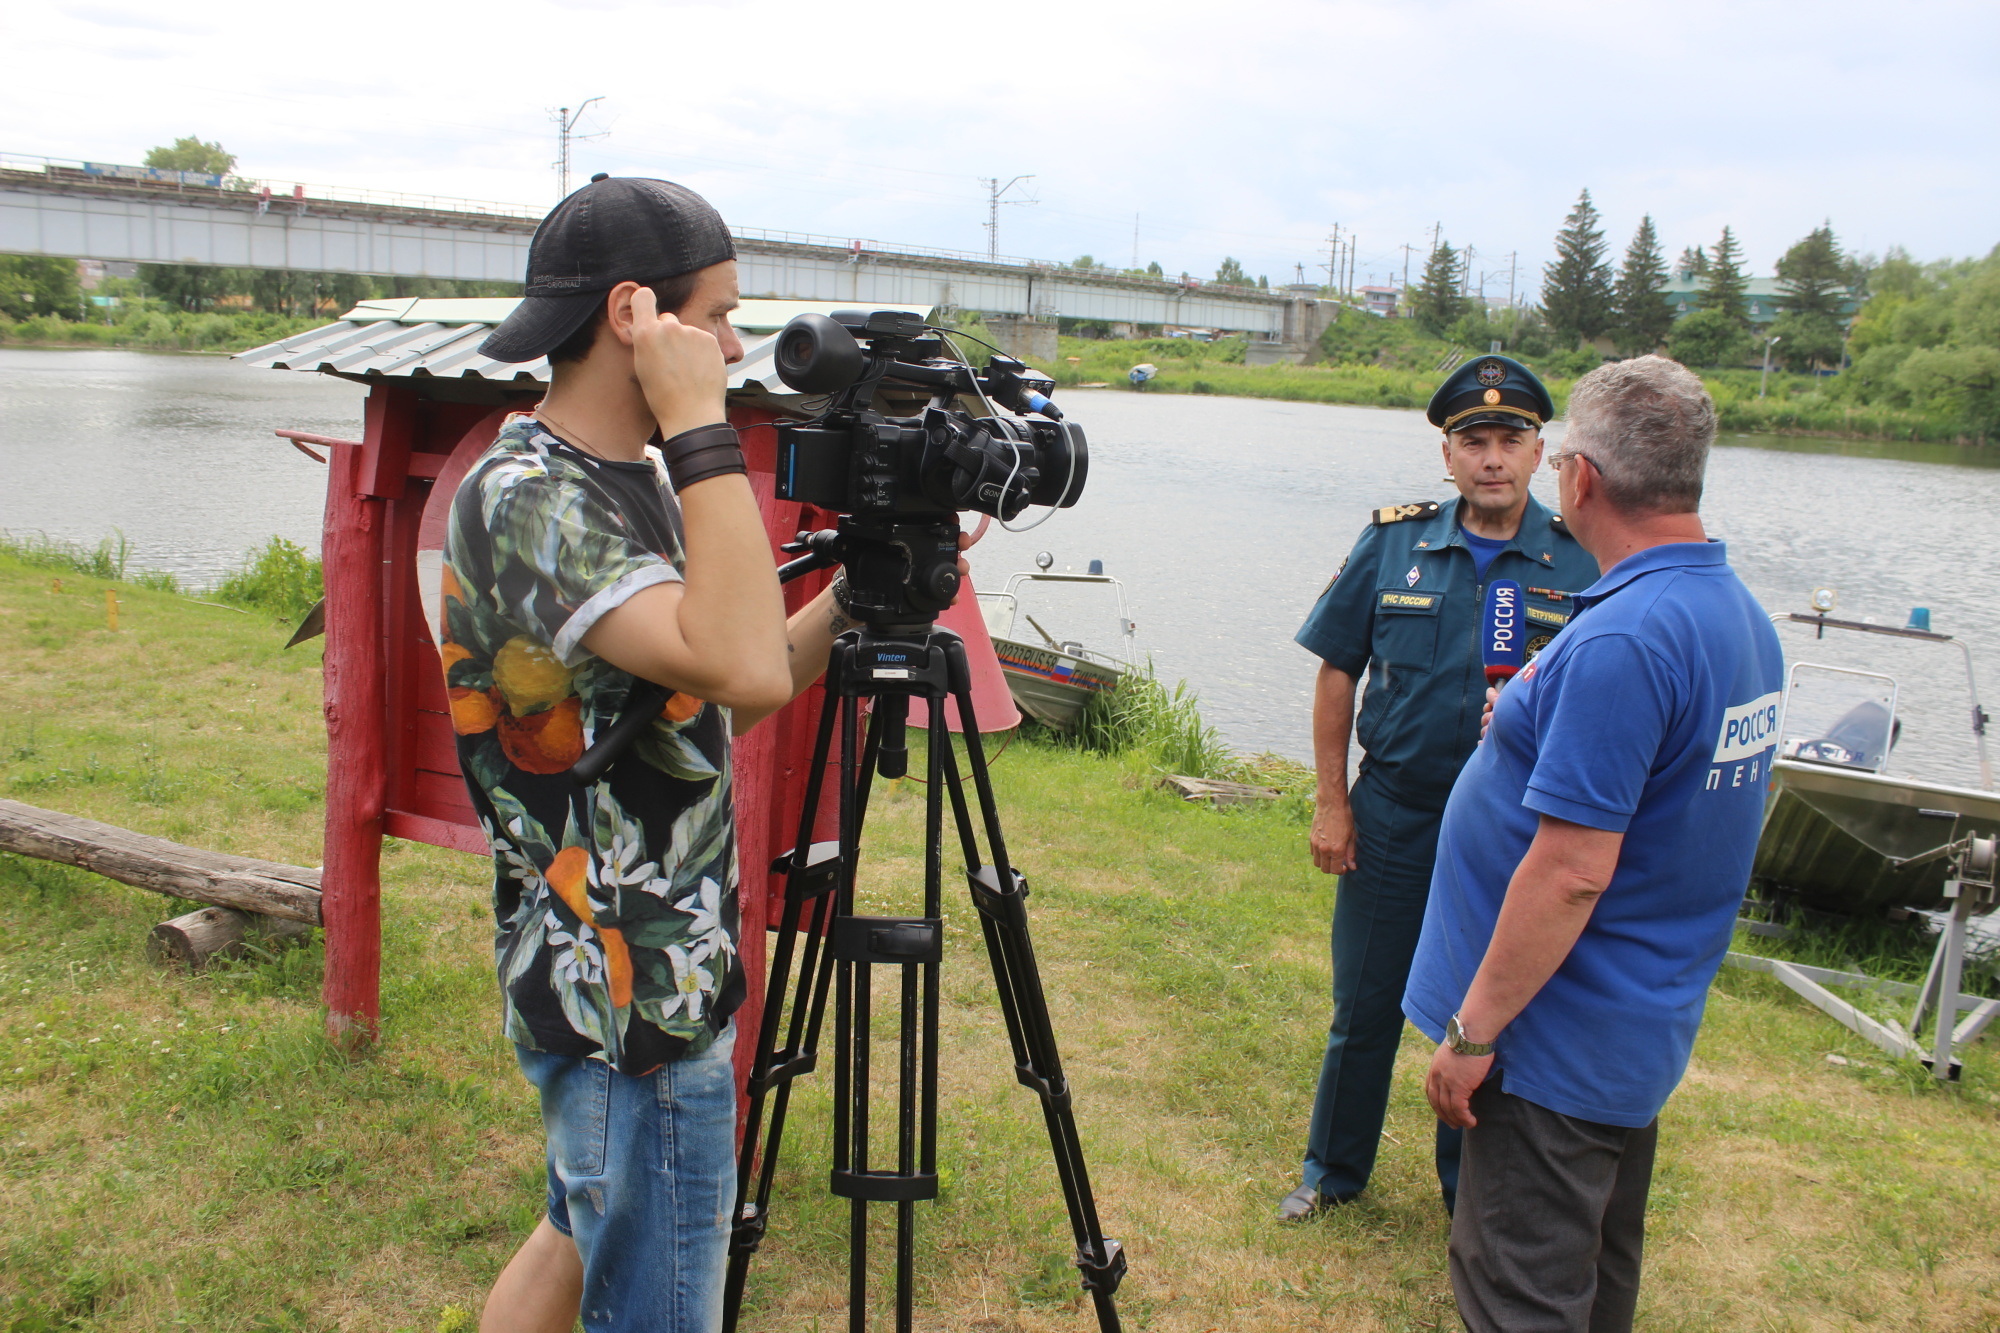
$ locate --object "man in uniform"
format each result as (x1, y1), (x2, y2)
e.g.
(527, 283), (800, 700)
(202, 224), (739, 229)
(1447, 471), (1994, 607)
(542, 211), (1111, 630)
(1278, 354), (1599, 1221)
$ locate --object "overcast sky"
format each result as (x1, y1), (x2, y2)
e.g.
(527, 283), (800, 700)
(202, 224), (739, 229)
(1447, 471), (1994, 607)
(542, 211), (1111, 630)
(7, 0), (1997, 297)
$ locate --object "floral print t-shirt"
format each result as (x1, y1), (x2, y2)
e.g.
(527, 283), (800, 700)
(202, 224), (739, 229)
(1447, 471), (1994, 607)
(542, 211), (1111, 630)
(439, 416), (742, 1074)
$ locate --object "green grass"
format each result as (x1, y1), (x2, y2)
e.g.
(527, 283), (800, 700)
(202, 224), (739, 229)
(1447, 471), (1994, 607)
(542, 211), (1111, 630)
(0, 532), (324, 625)
(2, 551), (1999, 1330)
(1035, 336), (1992, 447)
(0, 309), (329, 355)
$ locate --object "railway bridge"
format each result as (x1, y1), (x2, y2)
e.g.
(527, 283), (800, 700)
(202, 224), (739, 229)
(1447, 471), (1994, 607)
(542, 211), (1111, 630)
(1, 154), (1334, 358)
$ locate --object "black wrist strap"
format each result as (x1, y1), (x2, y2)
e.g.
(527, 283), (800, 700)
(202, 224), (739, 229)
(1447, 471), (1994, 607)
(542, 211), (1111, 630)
(662, 422), (747, 491)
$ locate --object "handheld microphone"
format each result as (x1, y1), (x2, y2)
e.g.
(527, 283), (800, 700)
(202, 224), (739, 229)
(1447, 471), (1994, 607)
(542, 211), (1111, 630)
(1482, 579), (1524, 688)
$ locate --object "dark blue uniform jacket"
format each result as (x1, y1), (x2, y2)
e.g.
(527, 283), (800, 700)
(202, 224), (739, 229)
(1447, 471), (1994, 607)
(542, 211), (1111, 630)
(1296, 493), (1600, 813)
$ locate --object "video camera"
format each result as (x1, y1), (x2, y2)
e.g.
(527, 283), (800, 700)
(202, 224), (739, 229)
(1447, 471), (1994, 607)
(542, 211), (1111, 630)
(771, 309), (1088, 631)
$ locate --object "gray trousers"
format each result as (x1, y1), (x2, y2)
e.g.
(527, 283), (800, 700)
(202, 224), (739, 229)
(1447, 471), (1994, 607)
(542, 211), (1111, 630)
(1450, 1075), (1658, 1333)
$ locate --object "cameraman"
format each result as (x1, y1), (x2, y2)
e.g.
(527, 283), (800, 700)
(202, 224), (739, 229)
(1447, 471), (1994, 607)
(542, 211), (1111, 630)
(437, 176), (858, 1333)
(1279, 357), (1598, 1222)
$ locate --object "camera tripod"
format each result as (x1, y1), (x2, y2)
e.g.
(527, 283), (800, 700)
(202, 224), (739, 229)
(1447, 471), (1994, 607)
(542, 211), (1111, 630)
(720, 621), (1127, 1333)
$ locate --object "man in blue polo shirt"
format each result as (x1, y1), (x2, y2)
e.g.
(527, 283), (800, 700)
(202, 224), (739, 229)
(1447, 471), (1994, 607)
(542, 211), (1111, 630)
(1404, 356), (1783, 1332)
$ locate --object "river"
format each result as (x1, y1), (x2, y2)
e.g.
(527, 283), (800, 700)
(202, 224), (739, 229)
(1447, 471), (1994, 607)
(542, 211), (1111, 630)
(3, 348), (1997, 790)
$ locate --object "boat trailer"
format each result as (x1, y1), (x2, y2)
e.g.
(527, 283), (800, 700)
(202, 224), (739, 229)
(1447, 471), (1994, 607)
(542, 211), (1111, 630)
(1729, 831), (2000, 1080)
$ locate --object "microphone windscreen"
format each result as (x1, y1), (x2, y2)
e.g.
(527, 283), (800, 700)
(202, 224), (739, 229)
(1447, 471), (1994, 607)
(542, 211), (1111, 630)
(1482, 579), (1524, 684)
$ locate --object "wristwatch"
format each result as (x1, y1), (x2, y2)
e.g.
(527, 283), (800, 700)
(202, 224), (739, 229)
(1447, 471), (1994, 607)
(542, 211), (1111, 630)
(1444, 1012), (1495, 1057)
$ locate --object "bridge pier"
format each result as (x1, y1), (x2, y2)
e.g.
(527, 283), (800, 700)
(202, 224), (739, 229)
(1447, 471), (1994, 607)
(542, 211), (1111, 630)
(986, 316), (1059, 363)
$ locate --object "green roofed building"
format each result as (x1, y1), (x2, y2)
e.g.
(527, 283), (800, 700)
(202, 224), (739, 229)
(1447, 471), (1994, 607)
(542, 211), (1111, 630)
(1660, 274), (1859, 329)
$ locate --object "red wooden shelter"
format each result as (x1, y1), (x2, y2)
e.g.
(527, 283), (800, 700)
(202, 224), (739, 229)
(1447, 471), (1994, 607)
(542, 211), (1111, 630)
(238, 299), (1019, 1098)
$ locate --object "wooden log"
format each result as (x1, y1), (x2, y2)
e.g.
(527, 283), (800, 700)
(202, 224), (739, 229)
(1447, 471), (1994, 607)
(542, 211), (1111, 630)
(147, 906), (313, 971)
(0, 797), (321, 923)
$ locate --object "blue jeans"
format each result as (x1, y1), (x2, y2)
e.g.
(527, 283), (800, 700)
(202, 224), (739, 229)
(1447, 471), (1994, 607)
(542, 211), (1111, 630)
(515, 1023), (738, 1333)
(1301, 770), (1462, 1209)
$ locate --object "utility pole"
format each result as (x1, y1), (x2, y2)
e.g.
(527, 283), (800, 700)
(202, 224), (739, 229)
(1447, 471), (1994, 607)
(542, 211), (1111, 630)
(1506, 251), (1518, 308)
(1325, 224), (1341, 295)
(550, 97), (605, 199)
(1460, 245), (1477, 297)
(981, 176), (1036, 262)
(1401, 242), (1416, 292)
(1131, 213), (1140, 270)
(1347, 237), (1357, 297)
(1429, 221), (1442, 257)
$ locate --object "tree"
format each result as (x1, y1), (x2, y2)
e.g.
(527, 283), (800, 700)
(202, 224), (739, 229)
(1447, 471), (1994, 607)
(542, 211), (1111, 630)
(1700, 226), (1751, 328)
(1215, 256), (1249, 286)
(1541, 188), (1614, 347)
(1898, 345), (2000, 438)
(1771, 223), (1852, 371)
(1667, 307), (1754, 368)
(1776, 224), (1849, 320)
(0, 255), (83, 321)
(139, 264), (239, 312)
(1146, 261), (1164, 278)
(1412, 242), (1468, 336)
(1072, 254), (1097, 270)
(1611, 215), (1674, 356)
(1675, 246), (1708, 282)
(144, 136), (236, 176)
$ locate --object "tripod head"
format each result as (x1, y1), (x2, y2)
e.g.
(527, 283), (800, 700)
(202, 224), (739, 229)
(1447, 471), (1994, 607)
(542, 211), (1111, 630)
(779, 520), (961, 636)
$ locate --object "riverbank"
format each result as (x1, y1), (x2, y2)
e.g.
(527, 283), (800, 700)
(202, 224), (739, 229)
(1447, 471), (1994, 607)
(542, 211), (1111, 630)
(5, 312), (1982, 447)
(1034, 336), (1985, 446)
(0, 308), (326, 355)
(3, 554), (1998, 1330)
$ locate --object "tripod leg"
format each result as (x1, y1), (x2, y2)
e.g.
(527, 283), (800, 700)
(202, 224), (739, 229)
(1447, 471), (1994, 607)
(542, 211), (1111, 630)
(723, 639), (893, 1332)
(724, 644), (854, 1330)
(937, 637), (1128, 1332)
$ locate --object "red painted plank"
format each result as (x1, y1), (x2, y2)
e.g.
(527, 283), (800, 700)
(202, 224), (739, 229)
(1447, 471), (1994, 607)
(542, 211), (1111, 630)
(385, 810), (489, 857)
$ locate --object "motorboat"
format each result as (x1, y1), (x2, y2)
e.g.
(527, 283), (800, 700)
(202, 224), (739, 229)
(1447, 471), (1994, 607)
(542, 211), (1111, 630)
(1731, 594), (1999, 1079)
(1754, 602), (1996, 914)
(976, 554), (1135, 730)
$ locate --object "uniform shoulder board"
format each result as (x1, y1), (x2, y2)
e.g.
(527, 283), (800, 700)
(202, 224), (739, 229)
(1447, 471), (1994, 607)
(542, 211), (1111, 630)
(1549, 513), (1569, 532)
(1373, 500), (1442, 526)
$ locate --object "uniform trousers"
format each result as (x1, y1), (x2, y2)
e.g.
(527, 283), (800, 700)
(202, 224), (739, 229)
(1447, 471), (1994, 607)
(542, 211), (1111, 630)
(1301, 768), (1462, 1207)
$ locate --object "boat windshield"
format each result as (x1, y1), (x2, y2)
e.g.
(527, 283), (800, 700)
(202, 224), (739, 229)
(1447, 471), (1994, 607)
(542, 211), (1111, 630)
(1779, 664), (1899, 773)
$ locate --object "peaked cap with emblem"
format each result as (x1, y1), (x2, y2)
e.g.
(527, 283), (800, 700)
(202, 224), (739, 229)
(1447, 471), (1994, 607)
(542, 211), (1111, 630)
(482, 175), (737, 363)
(1426, 354), (1556, 434)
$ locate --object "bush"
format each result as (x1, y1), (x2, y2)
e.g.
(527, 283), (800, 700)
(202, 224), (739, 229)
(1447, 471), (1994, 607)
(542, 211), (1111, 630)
(1043, 661), (1235, 779)
(1666, 308), (1756, 368)
(214, 537), (323, 621)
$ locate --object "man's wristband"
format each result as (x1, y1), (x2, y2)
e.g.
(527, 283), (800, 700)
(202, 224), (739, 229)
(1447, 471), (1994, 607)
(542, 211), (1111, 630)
(662, 422), (747, 491)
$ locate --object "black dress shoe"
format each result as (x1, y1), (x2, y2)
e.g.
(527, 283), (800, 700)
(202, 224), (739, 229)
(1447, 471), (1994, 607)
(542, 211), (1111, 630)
(1276, 1183), (1352, 1221)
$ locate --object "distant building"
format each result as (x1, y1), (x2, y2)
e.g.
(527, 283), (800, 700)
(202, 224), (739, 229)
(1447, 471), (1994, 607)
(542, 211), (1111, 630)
(1359, 285), (1398, 317)
(1660, 274), (1857, 328)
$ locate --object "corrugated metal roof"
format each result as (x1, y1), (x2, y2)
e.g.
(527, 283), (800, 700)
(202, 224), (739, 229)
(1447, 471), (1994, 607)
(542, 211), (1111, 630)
(235, 298), (936, 399)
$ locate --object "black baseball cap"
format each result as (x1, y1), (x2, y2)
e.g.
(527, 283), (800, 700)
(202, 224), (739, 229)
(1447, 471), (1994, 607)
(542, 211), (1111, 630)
(481, 175), (736, 363)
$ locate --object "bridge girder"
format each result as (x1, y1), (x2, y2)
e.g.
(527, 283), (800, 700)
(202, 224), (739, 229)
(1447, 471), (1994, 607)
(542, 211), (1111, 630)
(0, 179), (1294, 334)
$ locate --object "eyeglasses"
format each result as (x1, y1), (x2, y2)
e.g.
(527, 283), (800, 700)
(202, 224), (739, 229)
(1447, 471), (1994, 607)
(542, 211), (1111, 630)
(1549, 450), (1599, 475)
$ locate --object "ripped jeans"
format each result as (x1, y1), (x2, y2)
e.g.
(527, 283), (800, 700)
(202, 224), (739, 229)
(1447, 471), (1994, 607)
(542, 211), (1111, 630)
(514, 1023), (737, 1333)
